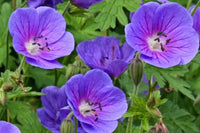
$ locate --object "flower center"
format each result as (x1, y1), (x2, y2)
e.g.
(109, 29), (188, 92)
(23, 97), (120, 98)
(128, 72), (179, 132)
(100, 45), (120, 66)
(147, 31), (171, 52)
(79, 99), (102, 121)
(25, 35), (50, 55)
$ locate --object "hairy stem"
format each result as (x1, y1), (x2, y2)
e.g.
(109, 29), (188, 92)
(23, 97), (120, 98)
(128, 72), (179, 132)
(187, 0), (192, 9)
(54, 69), (58, 86)
(19, 0), (27, 8)
(7, 109), (10, 122)
(16, 56), (26, 77)
(74, 117), (78, 133)
(191, 0), (200, 15)
(6, 30), (9, 70)
(62, 1), (71, 16)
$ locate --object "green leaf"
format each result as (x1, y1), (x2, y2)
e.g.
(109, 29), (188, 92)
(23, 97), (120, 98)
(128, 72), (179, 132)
(123, 0), (141, 12)
(159, 101), (199, 133)
(7, 87), (44, 99)
(89, 0), (138, 31)
(64, 13), (103, 44)
(0, 2), (12, 46)
(6, 101), (50, 133)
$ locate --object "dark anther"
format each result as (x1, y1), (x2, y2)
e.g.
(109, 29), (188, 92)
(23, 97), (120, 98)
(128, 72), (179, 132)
(160, 43), (167, 52)
(32, 43), (41, 46)
(45, 38), (47, 40)
(162, 33), (167, 37)
(157, 31), (163, 36)
(103, 57), (109, 59)
(46, 42), (48, 47)
(91, 109), (96, 111)
(85, 110), (90, 113)
(166, 39), (171, 44)
(94, 118), (98, 121)
(87, 99), (94, 106)
(94, 102), (102, 111)
(32, 43), (37, 45)
(154, 38), (160, 42)
(33, 35), (43, 41)
(39, 47), (44, 50)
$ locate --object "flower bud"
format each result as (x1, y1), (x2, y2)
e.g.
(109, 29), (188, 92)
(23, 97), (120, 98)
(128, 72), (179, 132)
(130, 53), (144, 87)
(0, 88), (6, 105)
(2, 83), (13, 91)
(60, 119), (73, 133)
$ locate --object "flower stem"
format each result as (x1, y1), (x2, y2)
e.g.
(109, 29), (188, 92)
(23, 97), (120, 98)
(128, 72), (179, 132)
(66, 112), (73, 120)
(126, 85), (139, 133)
(62, 1), (71, 16)
(19, 0), (27, 8)
(126, 117), (133, 133)
(134, 85), (138, 96)
(187, 0), (192, 9)
(74, 117), (78, 133)
(6, 30), (9, 70)
(16, 56), (26, 76)
(191, 0), (200, 15)
(7, 109), (10, 122)
(146, 76), (154, 100)
(54, 69), (58, 86)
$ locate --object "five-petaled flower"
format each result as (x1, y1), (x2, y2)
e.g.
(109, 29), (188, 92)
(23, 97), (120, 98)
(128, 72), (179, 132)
(37, 86), (71, 133)
(9, 7), (74, 69)
(72, 0), (104, 9)
(77, 36), (135, 78)
(0, 121), (21, 133)
(28, 0), (63, 9)
(125, 2), (199, 68)
(65, 69), (128, 133)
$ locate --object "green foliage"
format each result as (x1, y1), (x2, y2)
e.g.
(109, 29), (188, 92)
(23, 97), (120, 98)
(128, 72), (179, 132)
(64, 10), (103, 44)
(144, 64), (195, 101)
(89, 0), (141, 31)
(124, 92), (166, 131)
(6, 101), (50, 133)
(7, 87), (44, 99)
(159, 101), (199, 133)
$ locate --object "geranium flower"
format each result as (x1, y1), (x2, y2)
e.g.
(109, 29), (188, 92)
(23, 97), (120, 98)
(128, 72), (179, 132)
(72, 0), (104, 9)
(65, 69), (128, 133)
(76, 36), (135, 78)
(0, 121), (21, 133)
(37, 86), (70, 133)
(125, 2), (199, 68)
(28, 0), (63, 9)
(8, 7), (74, 69)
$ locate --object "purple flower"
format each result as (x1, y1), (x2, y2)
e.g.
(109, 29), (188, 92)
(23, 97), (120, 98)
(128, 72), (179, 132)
(72, 0), (104, 9)
(28, 0), (63, 9)
(65, 69), (128, 133)
(0, 121), (21, 133)
(125, 2), (199, 68)
(191, 6), (200, 40)
(8, 7), (74, 69)
(76, 36), (135, 78)
(37, 86), (70, 133)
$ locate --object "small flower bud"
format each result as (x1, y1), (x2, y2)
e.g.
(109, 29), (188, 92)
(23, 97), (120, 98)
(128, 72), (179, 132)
(2, 83), (13, 91)
(0, 88), (6, 105)
(60, 119), (73, 133)
(130, 53), (144, 87)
